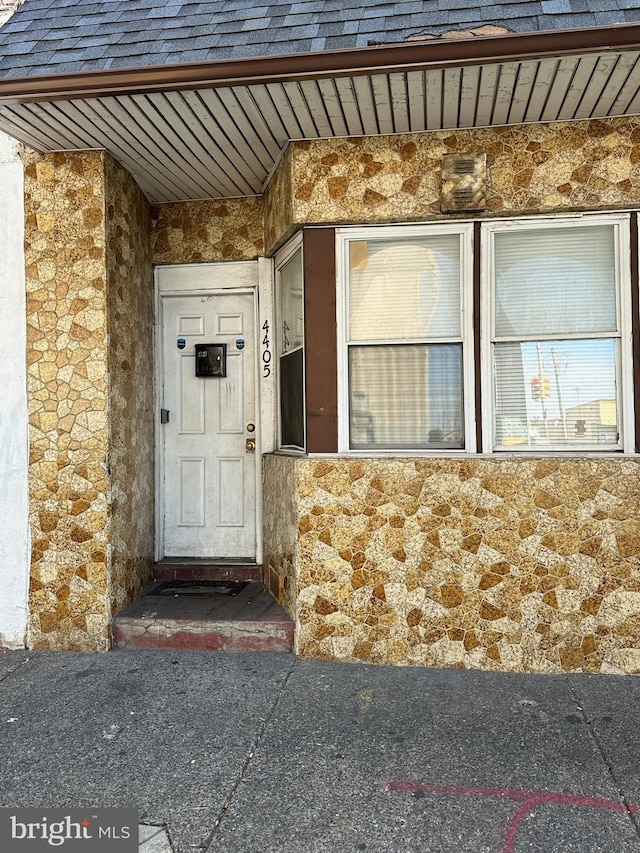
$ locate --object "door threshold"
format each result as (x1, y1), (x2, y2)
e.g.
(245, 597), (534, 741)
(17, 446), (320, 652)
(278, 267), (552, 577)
(157, 557), (257, 565)
(154, 559), (262, 583)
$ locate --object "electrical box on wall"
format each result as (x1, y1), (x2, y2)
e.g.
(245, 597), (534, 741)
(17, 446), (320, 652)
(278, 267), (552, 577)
(195, 343), (227, 377)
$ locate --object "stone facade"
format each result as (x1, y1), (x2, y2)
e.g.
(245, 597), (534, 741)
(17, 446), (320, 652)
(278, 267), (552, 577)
(151, 196), (264, 264)
(263, 454), (298, 619)
(25, 150), (153, 650)
(264, 116), (640, 251)
(263, 146), (294, 255)
(263, 456), (640, 674)
(105, 156), (154, 621)
(22, 114), (640, 663)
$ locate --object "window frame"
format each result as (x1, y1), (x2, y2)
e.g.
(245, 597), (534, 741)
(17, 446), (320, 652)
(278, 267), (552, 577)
(480, 213), (634, 453)
(336, 223), (476, 454)
(275, 232), (306, 452)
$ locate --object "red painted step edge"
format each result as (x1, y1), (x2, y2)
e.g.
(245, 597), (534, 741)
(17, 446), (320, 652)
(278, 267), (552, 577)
(112, 620), (294, 653)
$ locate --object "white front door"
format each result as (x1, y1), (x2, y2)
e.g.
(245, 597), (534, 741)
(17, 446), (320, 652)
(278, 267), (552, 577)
(161, 290), (257, 559)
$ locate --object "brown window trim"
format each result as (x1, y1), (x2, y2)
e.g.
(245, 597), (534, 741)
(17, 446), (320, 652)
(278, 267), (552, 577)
(473, 221), (483, 453)
(631, 212), (640, 452)
(303, 227), (338, 453)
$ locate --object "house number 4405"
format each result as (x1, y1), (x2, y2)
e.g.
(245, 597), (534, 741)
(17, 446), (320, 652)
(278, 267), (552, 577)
(262, 320), (271, 378)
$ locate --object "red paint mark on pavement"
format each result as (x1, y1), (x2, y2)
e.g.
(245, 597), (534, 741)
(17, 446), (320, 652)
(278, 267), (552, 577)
(384, 780), (638, 853)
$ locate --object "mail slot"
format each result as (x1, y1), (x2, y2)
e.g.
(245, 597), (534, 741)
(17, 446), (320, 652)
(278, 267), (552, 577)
(195, 343), (227, 377)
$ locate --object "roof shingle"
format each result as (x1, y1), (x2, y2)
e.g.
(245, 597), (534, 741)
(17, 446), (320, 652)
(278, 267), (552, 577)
(0, 0), (637, 78)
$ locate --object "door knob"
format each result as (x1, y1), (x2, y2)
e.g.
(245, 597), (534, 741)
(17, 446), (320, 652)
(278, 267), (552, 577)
(246, 438), (256, 452)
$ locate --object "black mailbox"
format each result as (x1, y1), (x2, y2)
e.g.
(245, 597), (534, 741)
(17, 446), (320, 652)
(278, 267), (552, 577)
(195, 343), (227, 377)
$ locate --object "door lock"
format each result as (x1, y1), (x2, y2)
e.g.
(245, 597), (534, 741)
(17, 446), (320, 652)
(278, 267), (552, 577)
(246, 423), (255, 432)
(246, 438), (256, 452)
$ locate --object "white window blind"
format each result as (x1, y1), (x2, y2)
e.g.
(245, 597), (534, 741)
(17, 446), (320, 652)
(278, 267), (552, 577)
(349, 236), (461, 341)
(491, 222), (621, 450)
(345, 232), (467, 450)
(349, 344), (463, 448)
(494, 226), (617, 337)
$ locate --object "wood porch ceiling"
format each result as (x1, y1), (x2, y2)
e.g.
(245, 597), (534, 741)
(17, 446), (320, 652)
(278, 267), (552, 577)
(2, 46), (640, 203)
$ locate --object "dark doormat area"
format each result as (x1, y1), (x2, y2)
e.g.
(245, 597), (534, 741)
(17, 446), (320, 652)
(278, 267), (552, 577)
(149, 580), (249, 597)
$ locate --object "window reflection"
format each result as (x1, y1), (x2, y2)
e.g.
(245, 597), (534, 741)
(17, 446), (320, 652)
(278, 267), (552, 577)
(494, 339), (618, 447)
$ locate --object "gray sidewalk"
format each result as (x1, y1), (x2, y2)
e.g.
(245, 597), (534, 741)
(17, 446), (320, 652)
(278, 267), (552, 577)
(0, 650), (638, 853)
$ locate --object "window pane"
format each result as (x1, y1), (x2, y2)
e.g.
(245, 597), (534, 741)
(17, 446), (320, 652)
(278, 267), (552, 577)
(494, 226), (617, 337)
(349, 235), (461, 341)
(280, 348), (304, 448)
(279, 248), (303, 354)
(494, 339), (618, 448)
(349, 344), (464, 449)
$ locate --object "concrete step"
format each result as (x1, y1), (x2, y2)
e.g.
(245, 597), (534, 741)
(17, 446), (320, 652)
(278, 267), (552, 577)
(154, 559), (262, 583)
(112, 581), (294, 653)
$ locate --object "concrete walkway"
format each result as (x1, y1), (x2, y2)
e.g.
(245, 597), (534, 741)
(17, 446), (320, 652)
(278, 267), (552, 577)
(0, 649), (638, 852)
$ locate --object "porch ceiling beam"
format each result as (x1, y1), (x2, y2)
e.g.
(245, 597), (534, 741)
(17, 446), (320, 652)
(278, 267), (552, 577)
(2, 23), (640, 105)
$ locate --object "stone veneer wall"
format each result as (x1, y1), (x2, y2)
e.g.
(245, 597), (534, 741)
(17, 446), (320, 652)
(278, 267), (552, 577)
(25, 115), (640, 655)
(263, 116), (640, 251)
(25, 150), (154, 650)
(151, 196), (264, 264)
(263, 146), (294, 254)
(26, 150), (110, 650)
(263, 454), (299, 618)
(263, 455), (640, 674)
(104, 156), (154, 620)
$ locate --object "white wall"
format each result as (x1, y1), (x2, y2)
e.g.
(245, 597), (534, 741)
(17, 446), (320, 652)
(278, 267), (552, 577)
(0, 1), (25, 28)
(0, 131), (29, 648)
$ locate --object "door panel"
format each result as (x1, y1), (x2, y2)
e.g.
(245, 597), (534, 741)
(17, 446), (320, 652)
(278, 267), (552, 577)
(162, 291), (256, 558)
(179, 457), (205, 526)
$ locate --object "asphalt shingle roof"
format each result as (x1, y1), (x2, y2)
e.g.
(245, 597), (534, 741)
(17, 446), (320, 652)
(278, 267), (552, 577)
(0, 0), (638, 78)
